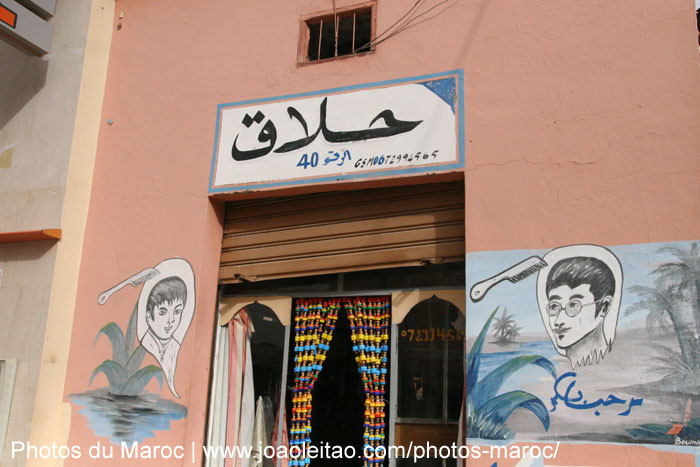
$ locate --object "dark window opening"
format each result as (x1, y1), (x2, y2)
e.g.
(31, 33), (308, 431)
(396, 298), (463, 467)
(305, 7), (373, 62)
(248, 303), (286, 454)
(249, 303), (286, 411)
(397, 298), (464, 422)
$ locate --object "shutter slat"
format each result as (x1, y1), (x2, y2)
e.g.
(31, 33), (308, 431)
(219, 241), (465, 283)
(222, 208), (464, 250)
(221, 224), (464, 264)
(225, 183), (461, 221)
(224, 189), (462, 234)
(219, 182), (464, 283)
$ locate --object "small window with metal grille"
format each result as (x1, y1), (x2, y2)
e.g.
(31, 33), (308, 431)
(301, 3), (375, 63)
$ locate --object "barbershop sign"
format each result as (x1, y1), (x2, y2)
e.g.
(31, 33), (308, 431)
(209, 70), (464, 193)
(0, 0), (54, 55)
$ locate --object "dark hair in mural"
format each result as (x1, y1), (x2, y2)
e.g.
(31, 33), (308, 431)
(146, 277), (187, 320)
(546, 257), (615, 317)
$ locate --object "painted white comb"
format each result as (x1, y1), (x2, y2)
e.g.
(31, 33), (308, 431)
(469, 256), (547, 302)
(98, 268), (160, 305)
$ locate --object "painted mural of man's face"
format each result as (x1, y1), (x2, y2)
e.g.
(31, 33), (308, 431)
(147, 298), (184, 341)
(144, 276), (188, 343)
(135, 258), (196, 398)
(546, 283), (610, 348)
(537, 245), (622, 367)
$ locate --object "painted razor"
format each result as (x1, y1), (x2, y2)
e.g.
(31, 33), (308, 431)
(469, 256), (547, 302)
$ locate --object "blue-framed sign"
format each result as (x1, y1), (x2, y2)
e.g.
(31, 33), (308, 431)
(209, 70), (464, 193)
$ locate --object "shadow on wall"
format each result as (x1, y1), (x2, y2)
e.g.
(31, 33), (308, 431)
(0, 240), (57, 263)
(0, 41), (48, 131)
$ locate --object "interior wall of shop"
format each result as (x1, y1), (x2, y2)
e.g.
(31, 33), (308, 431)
(59, 0), (700, 466)
(0, 0), (95, 465)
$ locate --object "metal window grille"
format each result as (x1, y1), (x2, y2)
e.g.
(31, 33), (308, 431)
(306, 7), (372, 62)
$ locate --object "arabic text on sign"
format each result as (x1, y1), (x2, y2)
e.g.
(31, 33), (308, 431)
(297, 150), (352, 170)
(230, 97), (423, 162)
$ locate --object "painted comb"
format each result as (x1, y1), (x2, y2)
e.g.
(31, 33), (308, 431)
(469, 255), (547, 302)
(98, 268), (160, 305)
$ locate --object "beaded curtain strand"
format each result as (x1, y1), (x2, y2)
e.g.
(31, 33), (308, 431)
(345, 297), (389, 467)
(290, 299), (339, 467)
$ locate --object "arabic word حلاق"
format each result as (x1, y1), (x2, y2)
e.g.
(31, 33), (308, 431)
(231, 97), (423, 162)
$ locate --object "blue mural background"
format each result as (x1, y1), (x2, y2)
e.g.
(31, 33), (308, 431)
(466, 240), (700, 444)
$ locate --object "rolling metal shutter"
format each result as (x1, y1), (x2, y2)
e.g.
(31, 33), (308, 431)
(219, 182), (465, 283)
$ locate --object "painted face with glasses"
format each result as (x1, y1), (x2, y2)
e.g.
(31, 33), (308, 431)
(546, 284), (611, 348)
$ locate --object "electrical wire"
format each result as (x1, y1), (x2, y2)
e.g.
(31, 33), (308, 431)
(354, 0), (425, 53)
(369, 0), (455, 49)
(356, 0), (423, 52)
(386, 0), (456, 37)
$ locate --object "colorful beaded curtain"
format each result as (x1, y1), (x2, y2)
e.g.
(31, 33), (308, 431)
(290, 299), (339, 466)
(345, 297), (390, 467)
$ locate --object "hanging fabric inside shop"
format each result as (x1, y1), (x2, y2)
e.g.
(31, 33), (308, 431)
(252, 396), (268, 467)
(289, 299), (339, 466)
(345, 298), (389, 467)
(207, 300), (290, 467)
(270, 398), (289, 467)
(206, 320), (230, 467)
(226, 310), (255, 467)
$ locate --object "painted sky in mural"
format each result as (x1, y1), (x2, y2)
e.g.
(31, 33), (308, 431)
(466, 240), (700, 445)
(210, 71), (463, 192)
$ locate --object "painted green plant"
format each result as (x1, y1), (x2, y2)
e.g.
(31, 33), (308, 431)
(90, 305), (163, 396)
(467, 307), (556, 439)
(626, 418), (700, 443)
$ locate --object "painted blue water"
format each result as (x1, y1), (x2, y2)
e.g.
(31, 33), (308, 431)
(476, 341), (559, 379)
(70, 388), (187, 445)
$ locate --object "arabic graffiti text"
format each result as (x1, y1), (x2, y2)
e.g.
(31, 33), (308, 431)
(550, 372), (643, 417)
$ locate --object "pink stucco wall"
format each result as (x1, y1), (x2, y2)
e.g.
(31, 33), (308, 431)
(63, 0), (700, 465)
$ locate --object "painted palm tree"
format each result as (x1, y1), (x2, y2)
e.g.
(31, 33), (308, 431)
(644, 311), (673, 338)
(655, 242), (700, 343)
(491, 308), (520, 345)
(626, 280), (698, 371)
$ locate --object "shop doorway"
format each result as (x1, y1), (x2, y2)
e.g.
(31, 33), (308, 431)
(298, 303), (365, 466)
(208, 263), (465, 467)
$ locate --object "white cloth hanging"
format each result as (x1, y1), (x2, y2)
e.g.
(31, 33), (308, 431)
(238, 318), (255, 467)
(251, 396), (268, 467)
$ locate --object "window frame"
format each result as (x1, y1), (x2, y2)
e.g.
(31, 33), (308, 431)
(297, 1), (377, 65)
(394, 298), (465, 425)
